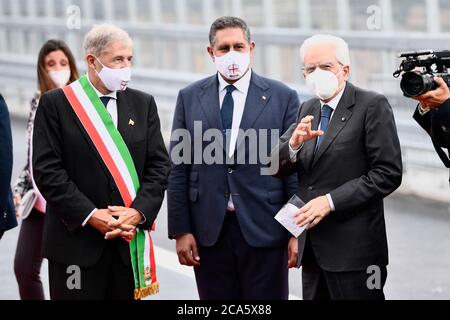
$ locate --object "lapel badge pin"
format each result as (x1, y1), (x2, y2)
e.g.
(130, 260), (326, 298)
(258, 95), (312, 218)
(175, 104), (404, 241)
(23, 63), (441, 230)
(129, 119), (135, 126)
(341, 117), (346, 122)
(262, 96), (267, 100)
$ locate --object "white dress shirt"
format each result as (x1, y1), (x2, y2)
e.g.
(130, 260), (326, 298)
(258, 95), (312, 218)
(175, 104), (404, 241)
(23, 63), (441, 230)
(218, 69), (252, 211)
(288, 82), (347, 212)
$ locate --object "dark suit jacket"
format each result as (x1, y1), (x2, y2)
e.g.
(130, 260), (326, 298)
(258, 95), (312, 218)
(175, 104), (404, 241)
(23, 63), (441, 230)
(413, 100), (450, 168)
(167, 72), (299, 247)
(272, 82), (403, 272)
(0, 94), (16, 233)
(33, 87), (170, 267)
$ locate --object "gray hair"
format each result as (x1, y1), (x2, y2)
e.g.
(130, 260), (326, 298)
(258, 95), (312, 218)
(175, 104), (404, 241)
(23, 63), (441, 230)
(209, 16), (251, 46)
(300, 34), (351, 66)
(83, 24), (133, 57)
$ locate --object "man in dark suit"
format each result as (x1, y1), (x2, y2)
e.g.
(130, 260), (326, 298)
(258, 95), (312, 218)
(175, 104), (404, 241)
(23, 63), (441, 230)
(0, 94), (17, 239)
(271, 35), (403, 300)
(168, 16), (299, 300)
(413, 77), (450, 169)
(33, 24), (170, 299)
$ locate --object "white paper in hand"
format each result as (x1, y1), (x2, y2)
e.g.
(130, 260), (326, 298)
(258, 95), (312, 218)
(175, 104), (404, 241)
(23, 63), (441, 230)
(275, 203), (307, 238)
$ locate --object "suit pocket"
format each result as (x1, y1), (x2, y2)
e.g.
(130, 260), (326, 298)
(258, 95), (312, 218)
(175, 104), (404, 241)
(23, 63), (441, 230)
(267, 190), (285, 204)
(189, 188), (199, 202)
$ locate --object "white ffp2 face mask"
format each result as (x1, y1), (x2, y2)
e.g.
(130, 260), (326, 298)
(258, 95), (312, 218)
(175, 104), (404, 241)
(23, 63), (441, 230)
(94, 56), (131, 92)
(214, 51), (250, 81)
(305, 68), (343, 100)
(49, 69), (71, 88)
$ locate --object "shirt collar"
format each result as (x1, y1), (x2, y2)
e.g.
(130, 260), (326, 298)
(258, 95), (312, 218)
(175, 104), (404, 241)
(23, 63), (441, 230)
(320, 82), (346, 111)
(86, 73), (117, 100)
(218, 68), (252, 95)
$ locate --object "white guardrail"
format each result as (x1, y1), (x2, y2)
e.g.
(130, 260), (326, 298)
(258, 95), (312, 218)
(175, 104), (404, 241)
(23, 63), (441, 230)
(1, 52), (449, 203)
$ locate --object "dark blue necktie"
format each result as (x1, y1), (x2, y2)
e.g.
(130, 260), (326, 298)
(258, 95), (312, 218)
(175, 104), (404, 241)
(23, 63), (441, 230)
(100, 96), (111, 108)
(221, 85), (236, 153)
(315, 104), (333, 152)
(221, 85), (236, 130)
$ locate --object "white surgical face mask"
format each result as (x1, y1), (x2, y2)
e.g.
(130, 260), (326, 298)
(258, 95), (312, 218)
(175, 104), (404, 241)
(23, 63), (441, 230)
(214, 51), (250, 81)
(94, 56), (131, 92)
(48, 69), (71, 88)
(305, 67), (343, 101)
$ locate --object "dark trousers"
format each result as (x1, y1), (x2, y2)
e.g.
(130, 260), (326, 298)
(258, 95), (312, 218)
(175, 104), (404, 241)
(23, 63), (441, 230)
(14, 209), (45, 300)
(48, 239), (134, 300)
(302, 235), (387, 300)
(194, 212), (289, 300)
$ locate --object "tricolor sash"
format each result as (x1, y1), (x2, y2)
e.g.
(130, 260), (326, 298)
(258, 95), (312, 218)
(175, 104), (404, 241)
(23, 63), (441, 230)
(63, 75), (158, 299)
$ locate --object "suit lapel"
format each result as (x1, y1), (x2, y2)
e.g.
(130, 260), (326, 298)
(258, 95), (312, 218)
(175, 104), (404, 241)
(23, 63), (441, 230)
(312, 83), (355, 167)
(238, 73), (270, 131)
(197, 75), (225, 150)
(117, 90), (136, 147)
(198, 75), (222, 131)
(235, 72), (271, 151)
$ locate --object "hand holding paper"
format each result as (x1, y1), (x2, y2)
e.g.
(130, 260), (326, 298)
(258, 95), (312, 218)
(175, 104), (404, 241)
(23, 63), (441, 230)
(294, 195), (331, 229)
(275, 194), (308, 238)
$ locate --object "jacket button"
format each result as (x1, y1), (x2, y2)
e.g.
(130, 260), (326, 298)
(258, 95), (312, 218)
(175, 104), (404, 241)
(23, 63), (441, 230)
(308, 186), (313, 191)
(225, 192), (230, 198)
(228, 168), (233, 174)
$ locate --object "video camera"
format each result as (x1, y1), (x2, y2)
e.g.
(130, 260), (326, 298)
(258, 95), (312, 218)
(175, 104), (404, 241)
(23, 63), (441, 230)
(393, 50), (450, 97)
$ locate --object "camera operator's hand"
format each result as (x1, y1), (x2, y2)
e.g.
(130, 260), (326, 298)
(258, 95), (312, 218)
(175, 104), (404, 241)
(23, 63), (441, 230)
(414, 77), (450, 109)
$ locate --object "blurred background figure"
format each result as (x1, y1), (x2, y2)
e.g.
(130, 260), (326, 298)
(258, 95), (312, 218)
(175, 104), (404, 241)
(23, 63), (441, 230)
(0, 93), (16, 240)
(411, 77), (450, 173)
(13, 39), (79, 300)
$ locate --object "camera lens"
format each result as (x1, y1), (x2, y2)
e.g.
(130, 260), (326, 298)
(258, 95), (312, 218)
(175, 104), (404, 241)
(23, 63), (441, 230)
(400, 72), (428, 97)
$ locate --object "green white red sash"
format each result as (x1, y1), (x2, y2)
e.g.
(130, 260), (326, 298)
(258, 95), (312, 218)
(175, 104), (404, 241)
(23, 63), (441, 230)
(63, 75), (158, 299)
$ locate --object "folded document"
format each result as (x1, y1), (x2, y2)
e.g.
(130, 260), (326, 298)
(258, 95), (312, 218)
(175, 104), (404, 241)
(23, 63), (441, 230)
(275, 194), (307, 238)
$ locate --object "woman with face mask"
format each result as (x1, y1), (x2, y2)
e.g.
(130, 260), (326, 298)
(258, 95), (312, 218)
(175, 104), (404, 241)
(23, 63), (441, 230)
(13, 39), (79, 300)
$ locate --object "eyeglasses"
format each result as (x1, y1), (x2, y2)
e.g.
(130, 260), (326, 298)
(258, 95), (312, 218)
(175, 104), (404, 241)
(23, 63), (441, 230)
(301, 62), (344, 75)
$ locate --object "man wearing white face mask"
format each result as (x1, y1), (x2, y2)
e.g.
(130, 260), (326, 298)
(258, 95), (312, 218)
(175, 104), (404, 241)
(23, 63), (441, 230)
(271, 34), (403, 300)
(168, 16), (299, 300)
(32, 24), (170, 299)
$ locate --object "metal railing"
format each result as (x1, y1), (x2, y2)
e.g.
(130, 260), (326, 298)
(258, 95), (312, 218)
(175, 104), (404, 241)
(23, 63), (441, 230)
(1, 0), (449, 202)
